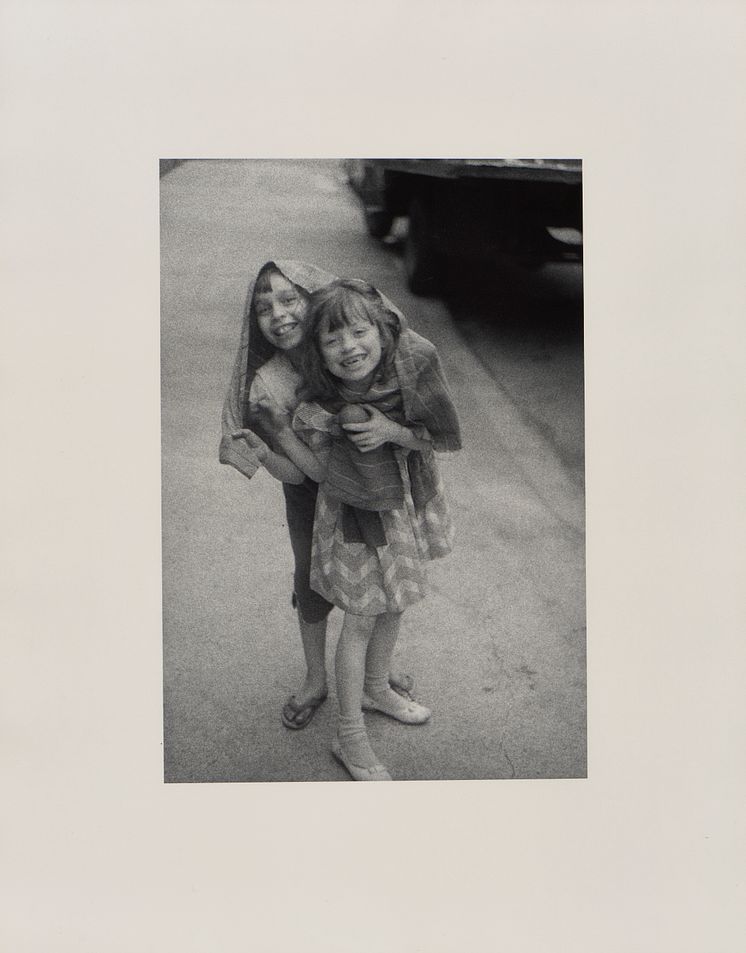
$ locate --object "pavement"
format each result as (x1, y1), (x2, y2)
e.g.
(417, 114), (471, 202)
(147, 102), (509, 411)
(160, 159), (586, 782)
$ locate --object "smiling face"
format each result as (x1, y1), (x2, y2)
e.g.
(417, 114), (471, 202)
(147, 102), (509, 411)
(319, 317), (383, 387)
(254, 272), (308, 351)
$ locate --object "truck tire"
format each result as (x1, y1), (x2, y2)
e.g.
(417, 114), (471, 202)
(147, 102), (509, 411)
(403, 194), (441, 295)
(364, 208), (394, 239)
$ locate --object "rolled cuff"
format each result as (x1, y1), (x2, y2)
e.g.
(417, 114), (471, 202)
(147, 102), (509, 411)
(218, 434), (261, 480)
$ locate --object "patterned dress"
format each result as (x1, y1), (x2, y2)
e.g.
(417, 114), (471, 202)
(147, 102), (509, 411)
(294, 404), (454, 616)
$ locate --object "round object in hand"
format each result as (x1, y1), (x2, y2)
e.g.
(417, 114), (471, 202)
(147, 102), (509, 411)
(337, 403), (369, 434)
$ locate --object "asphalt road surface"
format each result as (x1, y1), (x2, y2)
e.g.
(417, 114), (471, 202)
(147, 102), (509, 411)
(160, 158), (586, 782)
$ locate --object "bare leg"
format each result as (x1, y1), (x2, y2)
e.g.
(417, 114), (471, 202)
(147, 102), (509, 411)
(281, 612), (329, 729)
(294, 611), (328, 704)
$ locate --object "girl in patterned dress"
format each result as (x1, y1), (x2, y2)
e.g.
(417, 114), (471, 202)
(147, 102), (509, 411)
(271, 279), (461, 780)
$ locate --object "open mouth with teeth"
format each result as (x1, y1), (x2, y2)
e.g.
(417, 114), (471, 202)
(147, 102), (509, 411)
(272, 322), (298, 339)
(341, 354), (367, 368)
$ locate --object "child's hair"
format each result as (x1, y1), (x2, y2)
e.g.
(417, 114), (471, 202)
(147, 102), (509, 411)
(300, 279), (401, 401)
(250, 261), (310, 316)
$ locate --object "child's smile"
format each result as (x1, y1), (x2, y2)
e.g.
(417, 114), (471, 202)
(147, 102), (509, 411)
(255, 273), (308, 351)
(320, 320), (382, 385)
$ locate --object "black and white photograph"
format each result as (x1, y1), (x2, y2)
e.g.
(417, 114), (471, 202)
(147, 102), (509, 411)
(3, 2), (744, 951)
(160, 158), (586, 783)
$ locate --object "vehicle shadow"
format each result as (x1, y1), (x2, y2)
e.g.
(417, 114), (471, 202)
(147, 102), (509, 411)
(442, 255), (584, 352)
(384, 230), (583, 349)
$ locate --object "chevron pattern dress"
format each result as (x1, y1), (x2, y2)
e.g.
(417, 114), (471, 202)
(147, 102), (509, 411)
(302, 424), (454, 616)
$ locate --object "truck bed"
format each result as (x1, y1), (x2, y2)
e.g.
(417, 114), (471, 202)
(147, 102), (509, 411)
(345, 158), (583, 294)
(363, 158), (582, 184)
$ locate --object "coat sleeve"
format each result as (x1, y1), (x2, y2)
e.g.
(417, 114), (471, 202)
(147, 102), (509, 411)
(400, 333), (462, 452)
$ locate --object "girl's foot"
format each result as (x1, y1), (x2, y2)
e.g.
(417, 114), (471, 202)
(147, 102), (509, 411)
(389, 672), (415, 699)
(362, 687), (431, 724)
(332, 737), (392, 782)
(281, 678), (328, 730)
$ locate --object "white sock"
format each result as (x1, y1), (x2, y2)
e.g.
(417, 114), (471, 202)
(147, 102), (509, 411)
(338, 714), (380, 769)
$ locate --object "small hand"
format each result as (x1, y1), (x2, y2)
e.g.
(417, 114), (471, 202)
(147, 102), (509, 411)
(341, 405), (403, 453)
(265, 405), (292, 433)
(247, 403), (292, 435)
(231, 428), (269, 462)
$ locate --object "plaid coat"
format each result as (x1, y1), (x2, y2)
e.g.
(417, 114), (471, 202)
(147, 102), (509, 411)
(393, 327), (462, 453)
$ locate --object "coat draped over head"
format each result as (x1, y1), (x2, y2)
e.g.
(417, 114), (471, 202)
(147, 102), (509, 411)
(218, 259), (339, 480)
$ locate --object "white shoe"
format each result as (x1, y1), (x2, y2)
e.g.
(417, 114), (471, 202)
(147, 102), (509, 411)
(361, 692), (431, 724)
(331, 738), (392, 781)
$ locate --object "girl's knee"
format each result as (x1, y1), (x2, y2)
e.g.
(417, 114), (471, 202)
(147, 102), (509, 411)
(341, 612), (376, 640)
(374, 610), (403, 632)
(296, 594), (333, 625)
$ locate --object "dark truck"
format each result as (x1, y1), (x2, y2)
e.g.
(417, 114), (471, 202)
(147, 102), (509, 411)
(345, 158), (583, 294)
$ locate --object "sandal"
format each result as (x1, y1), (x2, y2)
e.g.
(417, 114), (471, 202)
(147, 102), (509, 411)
(281, 690), (328, 730)
(331, 738), (392, 782)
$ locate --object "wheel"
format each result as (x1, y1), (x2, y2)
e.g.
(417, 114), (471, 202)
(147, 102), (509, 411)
(403, 194), (442, 295)
(364, 208), (394, 239)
